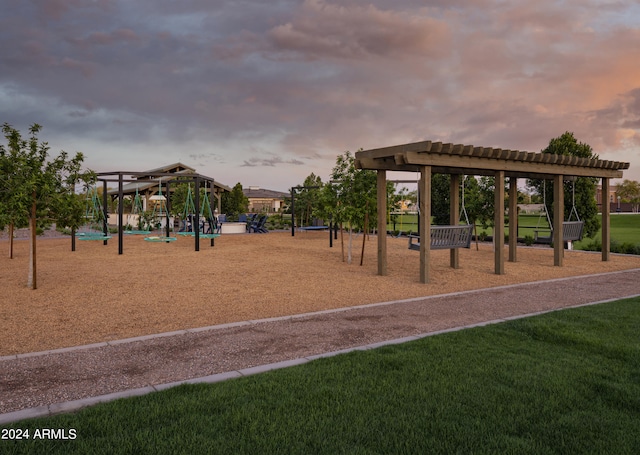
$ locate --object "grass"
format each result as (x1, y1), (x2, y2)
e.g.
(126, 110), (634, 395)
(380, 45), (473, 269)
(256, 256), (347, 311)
(389, 213), (640, 249)
(3, 297), (640, 454)
(573, 214), (640, 249)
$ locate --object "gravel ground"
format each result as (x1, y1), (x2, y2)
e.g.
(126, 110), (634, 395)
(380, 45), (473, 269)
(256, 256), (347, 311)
(1, 229), (640, 415)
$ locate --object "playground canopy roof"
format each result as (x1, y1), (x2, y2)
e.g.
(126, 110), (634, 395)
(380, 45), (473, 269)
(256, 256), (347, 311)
(355, 140), (629, 179)
(103, 163), (232, 197)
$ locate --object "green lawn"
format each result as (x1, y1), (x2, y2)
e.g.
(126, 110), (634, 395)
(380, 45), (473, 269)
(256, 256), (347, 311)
(3, 298), (640, 454)
(389, 213), (640, 248)
(572, 214), (640, 249)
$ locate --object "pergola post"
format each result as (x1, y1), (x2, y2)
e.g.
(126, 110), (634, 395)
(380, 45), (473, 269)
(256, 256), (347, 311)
(553, 174), (564, 266)
(419, 166), (431, 283)
(602, 177), (611, 261)
(377, 170), (387, 276)
(494, 171), (505, 275)
(450, 174), (460, 269)
(509, 177), (518, 262)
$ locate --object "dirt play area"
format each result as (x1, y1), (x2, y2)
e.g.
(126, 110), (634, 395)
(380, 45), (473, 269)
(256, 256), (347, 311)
(2, 230), (640, 356)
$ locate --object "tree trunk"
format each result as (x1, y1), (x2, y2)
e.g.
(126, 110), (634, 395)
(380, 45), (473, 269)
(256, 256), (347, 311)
(28, 191), (37, 290)
(8, 223), (14, 259)
(360, 212), (368, 266)
(347, 226), (353, 264)
(474, 223), (479, 251)
(340, 223), (345, 262)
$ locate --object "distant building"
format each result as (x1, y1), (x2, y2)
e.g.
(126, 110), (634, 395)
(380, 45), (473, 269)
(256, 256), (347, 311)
(595, 184), (633, 212)
(243, 186), (289, 213)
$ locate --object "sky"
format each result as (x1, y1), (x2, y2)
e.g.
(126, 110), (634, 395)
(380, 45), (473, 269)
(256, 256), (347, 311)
(2, 0), (640, 192)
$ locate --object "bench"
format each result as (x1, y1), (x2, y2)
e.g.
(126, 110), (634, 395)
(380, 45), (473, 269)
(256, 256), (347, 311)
(534, 221), (584, 244)
(408, 225), (473, 251)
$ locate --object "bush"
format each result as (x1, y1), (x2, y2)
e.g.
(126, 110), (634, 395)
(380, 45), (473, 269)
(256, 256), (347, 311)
(524, 235), (534, 246)
(580, 238), (640, 255)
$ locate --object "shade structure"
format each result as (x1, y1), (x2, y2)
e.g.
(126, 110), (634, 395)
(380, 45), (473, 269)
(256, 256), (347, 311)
(355, 140), (630, 283)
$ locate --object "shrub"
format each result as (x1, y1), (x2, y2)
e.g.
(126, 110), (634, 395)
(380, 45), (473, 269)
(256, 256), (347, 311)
(524, 235), (534, 246)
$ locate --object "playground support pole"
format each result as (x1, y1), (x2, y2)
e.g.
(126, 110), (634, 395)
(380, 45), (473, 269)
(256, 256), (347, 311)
(118, 173), (124, 255)
(102, 180), (109, 246)
(165, 181), (171, 239)
(291, 188), (295, 237)
(195, 176), (200, 252)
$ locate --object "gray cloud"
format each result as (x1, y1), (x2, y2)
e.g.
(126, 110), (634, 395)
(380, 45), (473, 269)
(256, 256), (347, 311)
(1, 0), (639, 189)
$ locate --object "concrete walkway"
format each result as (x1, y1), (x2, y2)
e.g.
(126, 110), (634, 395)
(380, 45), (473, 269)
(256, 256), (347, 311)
(2, 268), (640, 425)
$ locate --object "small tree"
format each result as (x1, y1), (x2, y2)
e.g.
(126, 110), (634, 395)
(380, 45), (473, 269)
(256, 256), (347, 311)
(616, 179), (640, 212)
(527, 132), (600, 238)
(329, 151), (378, 264)
(0, 123), (94, 289)
(221, 182), (249, 220)
(294, 173), (323, 227)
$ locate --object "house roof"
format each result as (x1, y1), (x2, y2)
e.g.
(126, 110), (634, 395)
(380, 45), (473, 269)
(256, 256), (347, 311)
(102, 163), (231, 196)
(243, 187), (289, 199)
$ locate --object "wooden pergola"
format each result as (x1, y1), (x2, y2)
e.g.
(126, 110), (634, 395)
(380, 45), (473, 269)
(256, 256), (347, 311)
(355, 141), (630, 283)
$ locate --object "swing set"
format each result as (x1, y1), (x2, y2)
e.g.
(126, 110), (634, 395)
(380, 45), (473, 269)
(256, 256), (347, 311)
(176, 182), (220, 240)
(82, 170), (223, 254)
(78, 186), (112, 242)
(143, 180), (176, 243)
(123, 186), (151, 235)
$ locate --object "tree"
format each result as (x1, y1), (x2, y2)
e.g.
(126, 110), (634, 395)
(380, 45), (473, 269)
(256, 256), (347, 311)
(527, 132), (600, 238)
(0, 123), (94, 289)
(221, 182), (248, 220)
(616, 179), (640, 212)
(294, 173), (323, 227)
(431, 174), (451, 226)
(328, 151), (378, 264)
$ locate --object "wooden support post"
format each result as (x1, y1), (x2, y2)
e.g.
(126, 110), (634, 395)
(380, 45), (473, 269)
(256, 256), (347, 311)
(377, 170), (387, 276)
(602, 177), (611, 261)
(509, 177), (518, 262)
(553, 174), (564, 266)
(419, 166), (431, 283)
(494, 171), (505, 275)
(450, 174), (460, 269)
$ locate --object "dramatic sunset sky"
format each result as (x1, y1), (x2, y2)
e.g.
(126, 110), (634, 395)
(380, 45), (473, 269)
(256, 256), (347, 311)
(2, 0), (639, 191)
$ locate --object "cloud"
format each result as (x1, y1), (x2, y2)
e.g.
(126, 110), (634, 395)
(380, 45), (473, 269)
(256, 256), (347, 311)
(1, 0), (640, 189)
(241, 155), (305, 167)
(266, 0), (451, 61)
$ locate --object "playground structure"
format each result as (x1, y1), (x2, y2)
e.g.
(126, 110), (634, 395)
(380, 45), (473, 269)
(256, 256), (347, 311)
(77, 186), (112, 242)
(73, 169), (229, 254)
(355, 140), (630, 283)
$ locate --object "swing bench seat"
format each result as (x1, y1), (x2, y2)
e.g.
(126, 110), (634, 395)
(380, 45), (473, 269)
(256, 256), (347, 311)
(78, 232), (112, 241)
(534, 221), (584, 244)
(408, 225), (473, 251)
